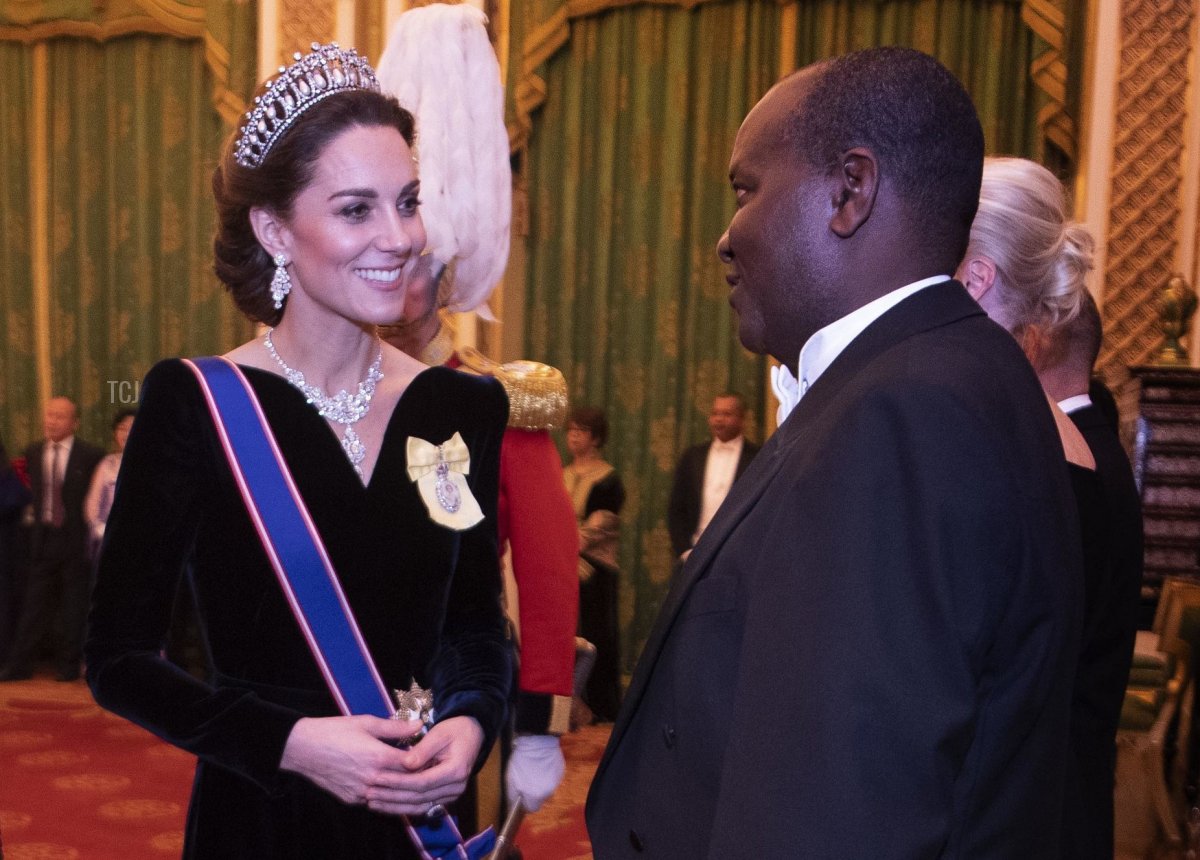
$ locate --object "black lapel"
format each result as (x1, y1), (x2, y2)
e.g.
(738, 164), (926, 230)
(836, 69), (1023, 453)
(597, 430), (786, 767)
(693, 442), (710, 499)
(1066, 405), (1104, 435)
(600, 280), (985, 764)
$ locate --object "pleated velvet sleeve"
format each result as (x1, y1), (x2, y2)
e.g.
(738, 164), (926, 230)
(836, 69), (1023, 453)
(85, 360), (304, 792)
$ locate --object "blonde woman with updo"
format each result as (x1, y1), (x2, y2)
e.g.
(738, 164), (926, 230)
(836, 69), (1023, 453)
(958, 156), (1143, 860)
(958, 158), (1095, 357)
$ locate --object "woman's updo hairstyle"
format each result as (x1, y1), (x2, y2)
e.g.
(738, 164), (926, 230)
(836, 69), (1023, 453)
(964, 156), (1094, 340)
(212, 88), (416, 325)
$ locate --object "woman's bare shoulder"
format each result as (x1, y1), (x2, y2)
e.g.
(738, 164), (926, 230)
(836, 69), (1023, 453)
(222, 337), (274, 372)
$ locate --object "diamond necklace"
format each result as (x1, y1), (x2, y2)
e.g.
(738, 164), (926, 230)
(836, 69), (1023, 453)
(263, 328), (384, 480)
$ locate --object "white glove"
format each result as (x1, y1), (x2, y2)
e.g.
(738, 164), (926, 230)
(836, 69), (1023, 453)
(506, 734), (565, 812)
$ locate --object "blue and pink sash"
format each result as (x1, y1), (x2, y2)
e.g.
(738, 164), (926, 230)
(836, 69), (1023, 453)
(184, 356), (495, 860)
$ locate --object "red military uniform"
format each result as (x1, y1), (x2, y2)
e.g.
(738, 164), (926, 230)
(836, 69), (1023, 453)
(498, 429), (578, 733)
(435, 338), (579, 735)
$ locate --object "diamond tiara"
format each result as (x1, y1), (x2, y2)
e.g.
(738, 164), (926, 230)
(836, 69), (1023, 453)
(234, 42), (382, 169)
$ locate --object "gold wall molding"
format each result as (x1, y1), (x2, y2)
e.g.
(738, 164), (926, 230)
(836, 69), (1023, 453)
(1098, 0), (1194, 376)
(203, 33), (243, 124)
(0, 16), (194, 41)
(278, 0), (333, 64)
(1076, 0), (1118, 300)
(136, 0), (206, 30)
(0, 1), (249, 127)
(1022, 0), (1076, 158)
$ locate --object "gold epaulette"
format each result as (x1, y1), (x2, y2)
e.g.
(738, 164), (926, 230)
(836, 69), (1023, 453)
(457, 346), (568, 430)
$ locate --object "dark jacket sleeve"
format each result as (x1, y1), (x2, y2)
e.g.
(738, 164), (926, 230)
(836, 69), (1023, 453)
(667, 446), (699, 557)
(736, 440), (760, 480)
(86, 360), (303, 792)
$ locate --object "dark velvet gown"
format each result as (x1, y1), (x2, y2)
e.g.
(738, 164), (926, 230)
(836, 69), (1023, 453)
(86, 359), (512, 859)
(577, 472), (624, 722)
(1062, 452), (1142, 859)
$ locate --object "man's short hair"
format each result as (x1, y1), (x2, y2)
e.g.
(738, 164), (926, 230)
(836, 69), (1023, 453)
(1059, 289), (1103, 373)
(714, 392), (747, 415)
(786, 47), (984, 267)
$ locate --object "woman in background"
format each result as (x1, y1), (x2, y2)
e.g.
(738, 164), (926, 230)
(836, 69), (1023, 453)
(562, 405), (624, 723)
(958, 156), (1142, 860)
(84, 409), (135, 558)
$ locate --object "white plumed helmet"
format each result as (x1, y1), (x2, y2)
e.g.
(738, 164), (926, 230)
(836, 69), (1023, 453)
(376, 3), (511, 315)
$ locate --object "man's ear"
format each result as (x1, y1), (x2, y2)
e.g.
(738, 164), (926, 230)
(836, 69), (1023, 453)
(248, 207), (289, 260)
(829, 148), (878, 238)
(960, 256), (997, 302)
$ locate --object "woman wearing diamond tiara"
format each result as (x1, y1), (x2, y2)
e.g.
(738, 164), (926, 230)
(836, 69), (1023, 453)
(86, 44), (511, 858)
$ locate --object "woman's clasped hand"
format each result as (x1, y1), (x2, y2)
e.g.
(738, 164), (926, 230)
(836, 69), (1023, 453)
(281, 714), (484, 816)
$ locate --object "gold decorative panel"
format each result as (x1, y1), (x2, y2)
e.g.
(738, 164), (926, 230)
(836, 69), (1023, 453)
(1099, 0), (1194, 376)
(278, 0), (334, 66)
(1021, 0), (1075, 158)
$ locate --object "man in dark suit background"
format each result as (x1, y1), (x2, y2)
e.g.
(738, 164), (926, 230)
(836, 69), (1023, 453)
(1035, 292), (1142, 858)
(667, 393), (759, 563)
(586, 48), (1083, 857)
(0, 397), (103, 682)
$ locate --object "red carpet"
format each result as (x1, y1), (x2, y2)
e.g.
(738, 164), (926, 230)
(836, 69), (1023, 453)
(0, 677), (193, 859)
(0, 675), (606, 859)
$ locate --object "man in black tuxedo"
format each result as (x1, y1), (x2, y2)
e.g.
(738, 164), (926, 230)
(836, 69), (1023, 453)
(1037, 293), (1142, 858)
(0, 397), (103, 682)
(667, 393), (759, 563)
(586, 48), (1083, 857)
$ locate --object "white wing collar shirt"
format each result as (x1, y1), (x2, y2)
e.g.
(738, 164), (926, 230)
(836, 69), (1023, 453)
(695, 435), (744, 545)
(1057, 394), (1092, 415)
(771, 275), (951, 425)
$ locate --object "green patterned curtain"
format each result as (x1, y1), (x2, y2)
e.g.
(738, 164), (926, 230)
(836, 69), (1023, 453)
(0, 0), (256, 126)
(0, 0), (254, 451)
(0, 30), (254, 451)
(0, 42), (38, 450)
(791, 0), (1041, 157)
(524, 1), (782, 672)
(41, 37), (254, 446)
(521, 0), (1045, 674)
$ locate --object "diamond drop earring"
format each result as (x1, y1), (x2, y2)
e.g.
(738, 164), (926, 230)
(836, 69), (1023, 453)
(271, 253), (291, 310)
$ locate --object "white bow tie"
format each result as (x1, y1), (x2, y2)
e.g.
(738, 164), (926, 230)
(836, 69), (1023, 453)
(771, 364), (801, 425)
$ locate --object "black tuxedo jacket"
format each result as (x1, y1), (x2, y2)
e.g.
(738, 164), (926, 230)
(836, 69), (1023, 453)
(1061, 404), (1143, 858)
(586, 282), (1083, 858)
(23, 437), (104, 552)
(667, 438), (759, 557)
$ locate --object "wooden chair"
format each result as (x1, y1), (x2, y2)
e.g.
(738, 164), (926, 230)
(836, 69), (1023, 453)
(1116, 577), (1200, 854)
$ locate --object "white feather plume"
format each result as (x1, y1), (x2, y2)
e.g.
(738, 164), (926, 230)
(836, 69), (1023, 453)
(376, 3), (511, 314)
